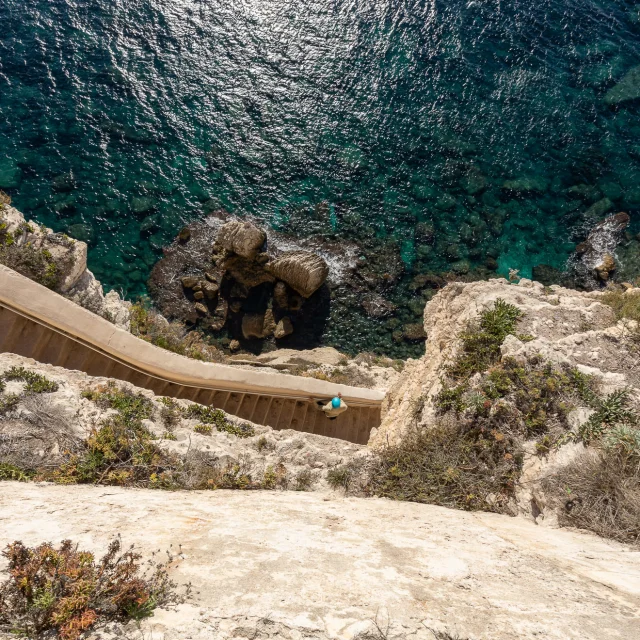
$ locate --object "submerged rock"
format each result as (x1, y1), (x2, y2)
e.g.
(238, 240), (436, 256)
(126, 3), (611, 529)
(604, 65), (640, 104)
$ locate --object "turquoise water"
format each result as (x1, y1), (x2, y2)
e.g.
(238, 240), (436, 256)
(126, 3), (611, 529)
(1, 0), (640, 355)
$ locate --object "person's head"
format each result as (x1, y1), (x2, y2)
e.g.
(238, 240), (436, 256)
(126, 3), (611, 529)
(331, 396), (341, 409)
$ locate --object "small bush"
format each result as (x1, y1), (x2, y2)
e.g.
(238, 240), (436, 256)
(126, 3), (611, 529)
(193, 424), (212, 435)
(159, 397), (181, 428)
(364, 420), (521, 512)
(256, 436), (275, 452)
(184, 405), (255, 438)
(262, 463), (289, 490)
(447, 299), (522, 380)
(0, 463), (35, 482)
(0, 229), (72, 290)
(2, 367), (58, 394)
(50, 414), (177, 488)
(0, 538), (179, 640)
(293, 469), (318, 491)
(0, 394), (20, 415)
(82, 386), (153, 423)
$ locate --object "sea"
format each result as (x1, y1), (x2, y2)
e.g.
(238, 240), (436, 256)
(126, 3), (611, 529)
(1, 0), (639, 355)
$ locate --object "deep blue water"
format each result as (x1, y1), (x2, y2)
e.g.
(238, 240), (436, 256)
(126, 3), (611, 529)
(1, 0), (640, 354)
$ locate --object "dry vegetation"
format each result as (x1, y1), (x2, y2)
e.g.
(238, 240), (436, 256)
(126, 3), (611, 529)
(328, 299), (640, 544)
(0, 375), (317, 494)
(129, 302), (226, 363)
(0, 538), (182, 640)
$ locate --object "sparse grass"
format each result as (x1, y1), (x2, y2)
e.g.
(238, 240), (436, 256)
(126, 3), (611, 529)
(543, 448), (640, 545)
(447, 299), (522, 380)
(0, 538), (181, 640)
(601, 289), (640, 342)
(130, 303), (225, 363)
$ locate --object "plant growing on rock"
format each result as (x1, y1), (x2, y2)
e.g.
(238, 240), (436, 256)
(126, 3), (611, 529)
(183, 404), (255, 438)
(447, 299), (522, 380)
(0, 537), (180, 640)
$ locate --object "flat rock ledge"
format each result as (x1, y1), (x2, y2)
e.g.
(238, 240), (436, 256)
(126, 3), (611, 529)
(1, 483), (639, 640)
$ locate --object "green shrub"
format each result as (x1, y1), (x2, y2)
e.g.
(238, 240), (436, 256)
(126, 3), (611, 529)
(183, 404), (255, 438)
(193, 424), (212, 435)
(0, 394), (20, 415)
(601, 290), (640, 342)
(577, 388), (638, 444)
(2, 367), (58, 394)
(0, 463), (35, 482)
(82, 386), (153, 423)
(447, 299), (522, 380)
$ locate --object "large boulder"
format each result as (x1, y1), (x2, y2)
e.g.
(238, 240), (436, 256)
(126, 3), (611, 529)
(267, 251), (329, 298)
(217, 220), (266, 259)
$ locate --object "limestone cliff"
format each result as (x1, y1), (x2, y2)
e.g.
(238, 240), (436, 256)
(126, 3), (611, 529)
(0, 205), (131, 329)
(372, 277), (639, 525)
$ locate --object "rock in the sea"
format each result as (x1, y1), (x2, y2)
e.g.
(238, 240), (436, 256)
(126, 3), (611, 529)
(402, 323), (427, 340)
(584, 197), (613, 221)
(195, 302), (208, 315)
(242, 312), (270, 339)
(594, 254), (616, 280)
(193, 291), (205, 301)
(223, 255), (275, 289)
(202, 282), (219, 300)
(229, 339), (240, 351)
(532, 264), (564, 286)
(178, 227), (191, 243)
(267, 251), (329, 298)
(362, 294), (396, 318)
(604, 65), (640, 104)
(274, 316), (294, 339)
(502, 176), (547, 194)
(217, 220), (266, 259)
(181, 276), (199, 289)
(570, 212), (630, 289)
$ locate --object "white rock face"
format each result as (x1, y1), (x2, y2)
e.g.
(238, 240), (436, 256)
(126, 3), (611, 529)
(1, 483), (639, 640)
(372, 278), (640, 521)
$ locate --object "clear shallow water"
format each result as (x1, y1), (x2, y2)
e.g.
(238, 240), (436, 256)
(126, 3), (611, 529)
(1, 0), (640, 354)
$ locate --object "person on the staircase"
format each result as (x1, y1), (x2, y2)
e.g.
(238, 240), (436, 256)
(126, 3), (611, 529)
(317, 393), (348, 420)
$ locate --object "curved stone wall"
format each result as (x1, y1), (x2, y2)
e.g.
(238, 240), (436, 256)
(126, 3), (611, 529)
(0, 265), (383, 443)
